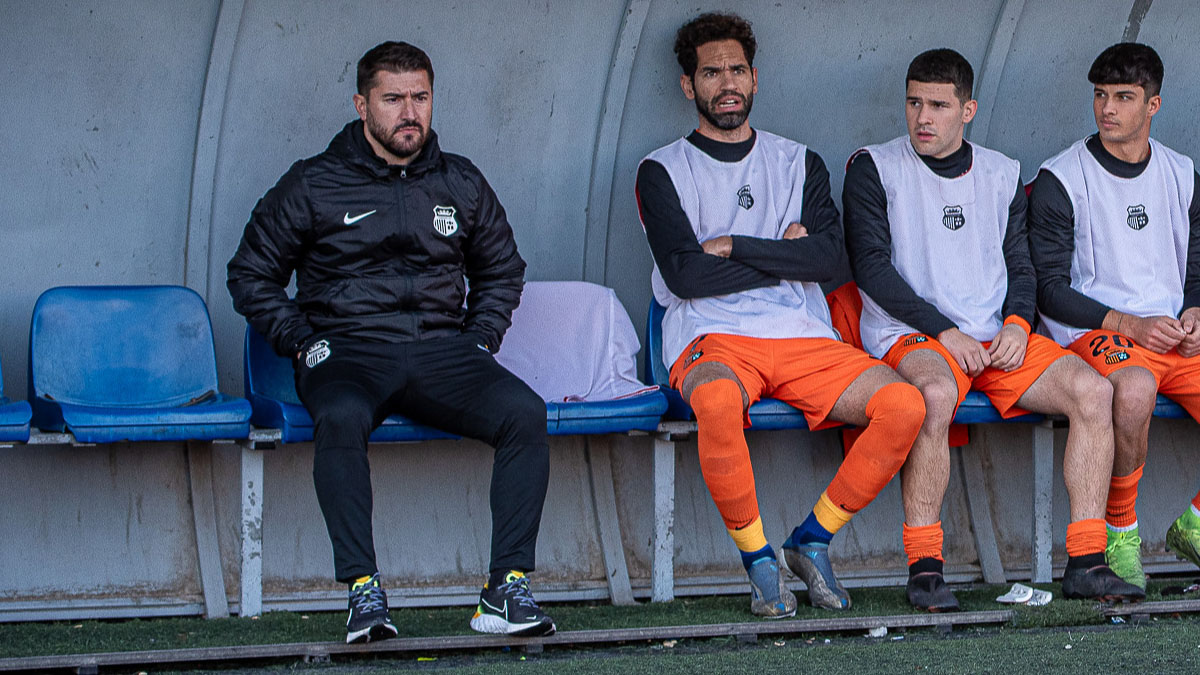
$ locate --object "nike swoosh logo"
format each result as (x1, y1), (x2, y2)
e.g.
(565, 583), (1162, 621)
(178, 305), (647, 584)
(480, 598), (507, 618)
(343, 210), (377, 225)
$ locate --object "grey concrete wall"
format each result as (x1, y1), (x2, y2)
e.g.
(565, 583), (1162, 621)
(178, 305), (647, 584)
(3, 0), (1200, 617)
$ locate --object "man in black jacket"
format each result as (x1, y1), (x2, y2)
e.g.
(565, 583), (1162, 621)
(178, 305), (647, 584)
(227, 41), (554, 643)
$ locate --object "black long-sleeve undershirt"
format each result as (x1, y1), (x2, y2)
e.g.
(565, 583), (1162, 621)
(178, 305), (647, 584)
(842, 141), (1034, 338)
(636, 130), (844, 300)
(1028, 134), (1200, 328)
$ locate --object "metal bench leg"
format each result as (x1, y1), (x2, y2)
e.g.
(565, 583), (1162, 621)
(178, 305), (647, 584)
(585, 436), (635, 605)
(239, 443), (264, 617)
(1032, 420), (1054, 583)
(958, 445), (1006, 584)
(185, 440), (230, 618)
(652, 434), (675, 602)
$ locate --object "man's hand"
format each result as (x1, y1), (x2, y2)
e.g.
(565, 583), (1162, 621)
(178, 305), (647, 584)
(1119, 313), (1186, 354)
(701, 235), (733, 257)
(1178, 307), (1200, 357)
(987, 323), (1029, 372)
(782, 222), (808, 239)
(937, 327), (991, 376)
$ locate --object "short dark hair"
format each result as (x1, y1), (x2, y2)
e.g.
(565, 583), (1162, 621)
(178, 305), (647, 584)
(1088, 42), (1163, 98)
(906, 49), (973, 102)
(673, 12), (756, 78)
(357, 41), (434, 95)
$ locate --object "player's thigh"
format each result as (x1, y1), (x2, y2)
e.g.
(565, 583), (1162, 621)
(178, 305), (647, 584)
(669, 334), (768, 409)
(1011, 351), (1110, 417)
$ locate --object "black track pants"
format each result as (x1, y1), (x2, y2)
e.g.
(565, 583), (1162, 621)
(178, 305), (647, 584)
(294, 333), (550, 583)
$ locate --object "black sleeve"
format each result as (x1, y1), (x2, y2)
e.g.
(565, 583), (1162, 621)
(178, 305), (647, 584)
(724, 150), (844, 282)
(1027, 170), (1111, 329)
(460, 172), (526, 352)
(1183, 171), (1200, 312)
(226, 161), (317, 358)
(842, 151), (956, 337)
(636, 160), (779, 299)
(1000, 179), (1036, 325)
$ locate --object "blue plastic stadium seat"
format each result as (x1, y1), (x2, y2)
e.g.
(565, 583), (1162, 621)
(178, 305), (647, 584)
(551, 393), (667, 435)
(29, 286), (251, 442)
(1155, 394), (1189, 419)
(645, 299), (1038, 427)
(243, 326), (457, 443)
(0, 356), (32, 442)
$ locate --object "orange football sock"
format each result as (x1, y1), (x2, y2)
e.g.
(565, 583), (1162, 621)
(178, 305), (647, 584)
(902, 521), (944, 566)
(691, 379), (759, 530)
(1106, 464), (1143, 530)
(825, 382), (924, 513)
(1066, 518), (1107, 557)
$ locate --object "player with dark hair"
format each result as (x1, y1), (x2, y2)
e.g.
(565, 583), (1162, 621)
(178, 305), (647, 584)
(844, 48), (1143, 611)
(228, 41), (555, 643)
(638, 12), (926, 617)
(1029, 42), (1200, 590)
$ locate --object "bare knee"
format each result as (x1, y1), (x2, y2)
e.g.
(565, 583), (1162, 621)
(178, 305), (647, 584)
(1061, 362), (1114, 424)
(914, 376), (957, 430)
(1111, 370), (1157, 430)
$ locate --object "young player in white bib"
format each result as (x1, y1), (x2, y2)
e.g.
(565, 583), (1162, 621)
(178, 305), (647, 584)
(844, 49), (1142, 610)
(1029, 43), (1200, 590)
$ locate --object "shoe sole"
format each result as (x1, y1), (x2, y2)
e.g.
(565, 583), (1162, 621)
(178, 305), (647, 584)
(346, 622), (399, 644)
(783, 548), (850, 610)
(470, 613), (556, 637)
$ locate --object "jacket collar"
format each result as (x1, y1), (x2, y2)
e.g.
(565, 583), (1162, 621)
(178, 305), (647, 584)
(329, 119), (442, 177)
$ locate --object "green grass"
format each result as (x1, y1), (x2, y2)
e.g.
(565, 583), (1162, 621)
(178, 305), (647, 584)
(152, 619), (1200, 674)
(0, 580), (1191, 664)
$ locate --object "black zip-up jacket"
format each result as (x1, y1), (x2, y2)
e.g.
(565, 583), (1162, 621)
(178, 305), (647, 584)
(227, 120), (526, 357)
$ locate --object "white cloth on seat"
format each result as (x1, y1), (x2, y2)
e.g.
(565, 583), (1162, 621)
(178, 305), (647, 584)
(495, 281), (657, 402)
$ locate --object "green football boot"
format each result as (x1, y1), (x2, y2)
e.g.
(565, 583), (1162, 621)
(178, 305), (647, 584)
(1166, 509), (1200, 570)
(1105, 527), (1146, 590)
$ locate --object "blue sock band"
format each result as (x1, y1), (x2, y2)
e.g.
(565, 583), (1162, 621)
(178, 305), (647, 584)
(740, 543), (776, 572)
(787, 513), (834, 548)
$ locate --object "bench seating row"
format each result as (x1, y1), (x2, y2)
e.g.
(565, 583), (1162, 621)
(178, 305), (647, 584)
(0, 285), (1190, 618)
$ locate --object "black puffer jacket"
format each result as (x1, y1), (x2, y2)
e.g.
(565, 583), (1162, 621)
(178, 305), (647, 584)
(227, 120), (526, 357)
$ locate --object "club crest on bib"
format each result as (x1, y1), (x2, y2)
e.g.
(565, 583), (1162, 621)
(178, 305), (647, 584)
(1127, 204), (1148, 231)
(433, 205), (459, 236)
(737, 184), (754, 210)
(942, 205), (965, 231)
(305, 339), (331, 368)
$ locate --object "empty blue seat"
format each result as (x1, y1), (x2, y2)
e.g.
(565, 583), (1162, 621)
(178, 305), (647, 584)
(0, 356), (32, 442)
(29, 286), (251, 442)
(1155, 394), (1189, 419)
(645, 300), (1038, 427)
(243, 326), (457, 443)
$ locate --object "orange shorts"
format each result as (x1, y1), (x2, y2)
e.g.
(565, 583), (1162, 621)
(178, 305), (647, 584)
(668, 333), (885, 430)
(881, 332), (1070, 418)
(1069, 329), (1200, 398)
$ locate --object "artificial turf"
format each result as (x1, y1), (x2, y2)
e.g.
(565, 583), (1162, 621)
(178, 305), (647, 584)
(0, 579), (1189, 661)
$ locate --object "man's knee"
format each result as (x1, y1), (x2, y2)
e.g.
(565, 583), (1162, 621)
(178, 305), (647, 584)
(688, 377), (745, 423)
(1062, 361), (1114, 420)
(491, 381), (548, 446)
(309, 386), (375, 439)
(1111, 369), (1158, 426)
(914, 376), (958, 428)
(866, 381), (926, 452)
(682, 362), (748, 409)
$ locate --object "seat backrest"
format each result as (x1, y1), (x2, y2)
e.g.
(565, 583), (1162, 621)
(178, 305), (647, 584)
(494, 281), (652, 401)
(644, 300), (670, 387)
(244, 325), (303, 405)
(30, 286), (220, 407)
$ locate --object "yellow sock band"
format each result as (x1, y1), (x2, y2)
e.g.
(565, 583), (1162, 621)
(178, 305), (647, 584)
(813, 492), (853, 536)
(727, 517), (769, 553)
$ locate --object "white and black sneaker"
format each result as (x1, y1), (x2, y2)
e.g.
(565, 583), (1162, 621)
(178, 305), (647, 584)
(345, 573), (399, 644)
(469, 571), (556, 636)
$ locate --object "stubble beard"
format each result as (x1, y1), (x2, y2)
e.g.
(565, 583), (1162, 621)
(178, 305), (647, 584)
(367, 114), (427, 161)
